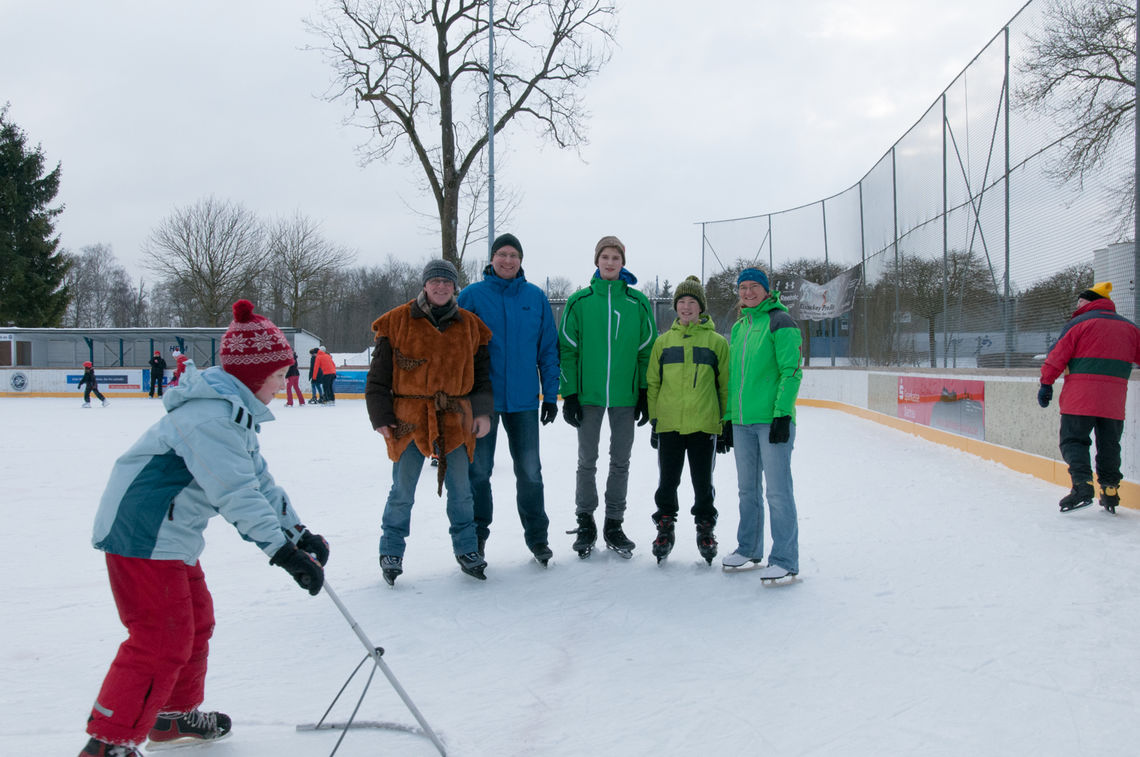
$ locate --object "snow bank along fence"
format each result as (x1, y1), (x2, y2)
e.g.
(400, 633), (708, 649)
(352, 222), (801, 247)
(697, 0), (1136, 370)
(798, 367), (1139, 509)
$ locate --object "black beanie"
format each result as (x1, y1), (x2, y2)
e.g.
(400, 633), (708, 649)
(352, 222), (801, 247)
(491, 233), (523, 258)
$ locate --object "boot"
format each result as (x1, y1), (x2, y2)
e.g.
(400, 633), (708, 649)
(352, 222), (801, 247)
(1059, 481), (1095, 512)
(148, 709), (232, 746)
(651, 514), (675, 563)
(695, 519), (718, 565)
(567, 512), (597, 558)
(602, 517), (635, 558)
(1100, 484), (1120, 514)
(79, 738), (141, 757)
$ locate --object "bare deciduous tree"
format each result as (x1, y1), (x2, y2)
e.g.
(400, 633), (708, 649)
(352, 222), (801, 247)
(62, 243), (138, 327)
(1017, 0), (1136, 235)
(266, 212), (356, 327)
(309, 0), (616, 270)
(143, 197), (268, 326)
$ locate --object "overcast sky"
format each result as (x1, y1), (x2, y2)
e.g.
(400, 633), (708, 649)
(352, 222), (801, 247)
(1, 0), (1032, 292)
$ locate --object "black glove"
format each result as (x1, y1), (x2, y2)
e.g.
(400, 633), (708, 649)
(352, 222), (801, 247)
(1037, 384), (1053, 408)
(270, 542), (324, 596)
(716, 423), (733, 454)
(297, 530), (330, 567)
(634, 389), (649, 427)
(562, 394), (582, 428)
(650, 421), (659, 450)
(540, 401), (558, 426)
(768, 415), (791, 445)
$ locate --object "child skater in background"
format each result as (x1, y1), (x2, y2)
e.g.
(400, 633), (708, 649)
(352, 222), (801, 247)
(79, 300), (330, 757)
(77, 361), (108, 407)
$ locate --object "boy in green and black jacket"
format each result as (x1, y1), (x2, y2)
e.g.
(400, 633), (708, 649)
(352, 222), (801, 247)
(646, 276), (730, 564)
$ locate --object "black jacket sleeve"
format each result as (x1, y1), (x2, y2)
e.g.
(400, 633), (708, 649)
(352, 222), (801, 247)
(365, 337), (396, 430)
(469, 344), (493, 417)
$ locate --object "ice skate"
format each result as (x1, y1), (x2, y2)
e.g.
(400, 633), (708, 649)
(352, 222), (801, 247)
(695, 519), (717, 565)
(1059, 482), (1095, 512)
(1100, 485), (1120, 514)
(79, 738), (141, 757)
(379, 554), (403, 587)
(602, 517), (635, 558)
(455, 551), (487, 580)
(530, 542), (553, 567)
(722, 551), (762, 570)
(651, 514), (675, 563)
(81, 401), (91, 408)
(567, 513), (596, 558)
(757, 564), (801, 586)
(101, 399), (109, 407)
(147, 709), (231, 748)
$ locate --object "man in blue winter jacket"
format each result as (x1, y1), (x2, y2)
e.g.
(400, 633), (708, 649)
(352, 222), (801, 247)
(457, 233), (560, 565)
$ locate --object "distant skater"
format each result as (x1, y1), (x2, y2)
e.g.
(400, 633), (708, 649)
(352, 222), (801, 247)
(78, 361), (108, 407)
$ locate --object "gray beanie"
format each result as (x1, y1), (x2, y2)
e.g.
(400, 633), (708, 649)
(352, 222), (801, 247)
(422, 259), (459, 287)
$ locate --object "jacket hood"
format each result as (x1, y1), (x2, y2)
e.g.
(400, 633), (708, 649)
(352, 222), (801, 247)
(480, 264), (529, 289)
(669, 313), (717, 334)
(592, 266), (638, 286)
(162, 362), (275, 425)
(1072, 297), (1117, 319)
(742, 289), (789, 315)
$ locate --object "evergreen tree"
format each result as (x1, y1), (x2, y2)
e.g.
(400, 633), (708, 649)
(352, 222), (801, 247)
(0, 105), (70, 326)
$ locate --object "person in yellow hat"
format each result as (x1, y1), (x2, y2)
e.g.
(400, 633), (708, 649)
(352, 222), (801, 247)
(1038, 281), (1140, 512)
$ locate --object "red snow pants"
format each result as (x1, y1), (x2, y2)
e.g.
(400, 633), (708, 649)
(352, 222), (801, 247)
(86, 554), (215, 746)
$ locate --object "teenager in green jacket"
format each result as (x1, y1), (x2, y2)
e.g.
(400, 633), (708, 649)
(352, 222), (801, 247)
(559, 235), (656, 558)
(722, 268), (803, 581)
(646, 276), (730, 564)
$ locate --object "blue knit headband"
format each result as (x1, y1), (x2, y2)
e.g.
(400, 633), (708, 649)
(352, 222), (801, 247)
(737, 268), (770, 291)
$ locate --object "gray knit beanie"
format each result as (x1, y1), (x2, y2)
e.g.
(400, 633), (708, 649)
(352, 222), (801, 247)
(422, 259), (460, 287)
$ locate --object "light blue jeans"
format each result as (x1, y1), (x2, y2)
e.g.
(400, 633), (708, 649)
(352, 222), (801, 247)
(380, 443), (479, 557)
(732, 421), (798, 574)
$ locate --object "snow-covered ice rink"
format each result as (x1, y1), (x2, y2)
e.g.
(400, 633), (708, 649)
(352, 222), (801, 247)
(4, 398), (1139, 756)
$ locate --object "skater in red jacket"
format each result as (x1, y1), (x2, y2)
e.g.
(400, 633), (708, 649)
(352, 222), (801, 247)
(1038, 281), (1140, 512)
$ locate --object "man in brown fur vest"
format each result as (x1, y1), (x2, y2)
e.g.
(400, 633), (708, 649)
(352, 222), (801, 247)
(366, 259), (494, 585)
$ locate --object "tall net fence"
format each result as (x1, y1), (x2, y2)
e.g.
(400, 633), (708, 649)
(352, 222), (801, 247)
(699, 0), (1137, 368)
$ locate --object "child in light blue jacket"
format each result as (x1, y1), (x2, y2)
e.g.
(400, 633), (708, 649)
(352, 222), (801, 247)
(80, 301), (329, 757)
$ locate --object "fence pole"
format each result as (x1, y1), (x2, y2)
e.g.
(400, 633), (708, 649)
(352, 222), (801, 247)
(1003, 24), (1013, 368)
(942, 92), (949, 368)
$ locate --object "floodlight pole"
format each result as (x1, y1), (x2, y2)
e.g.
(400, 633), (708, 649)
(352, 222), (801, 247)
(487, 0), (496, 260)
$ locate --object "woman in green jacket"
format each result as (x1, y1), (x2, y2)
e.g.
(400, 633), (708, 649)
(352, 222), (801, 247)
(646, 276), (730, 564)
(722, 268), (803, 580)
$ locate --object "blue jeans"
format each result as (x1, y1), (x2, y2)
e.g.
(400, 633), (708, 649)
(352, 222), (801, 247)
(380, 444), (478, 557)
(732, 421), (798, 573)
(470, 410), (550, 548)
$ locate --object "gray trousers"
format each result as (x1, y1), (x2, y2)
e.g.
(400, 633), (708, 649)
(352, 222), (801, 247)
(575, 405), (636, 521)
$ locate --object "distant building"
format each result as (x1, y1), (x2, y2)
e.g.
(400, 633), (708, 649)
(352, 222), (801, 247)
(0, 327), (322, 369)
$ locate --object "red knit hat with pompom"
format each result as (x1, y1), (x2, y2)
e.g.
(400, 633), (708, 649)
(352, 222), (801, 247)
(219, 300), (294, 392)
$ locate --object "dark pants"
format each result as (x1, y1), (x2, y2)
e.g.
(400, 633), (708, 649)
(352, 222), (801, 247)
(321, 375), (336, 403)
(87, 555), (214, 746)
(84, 386), (106, 403)
(1059, 413), (1124, 488)
(654, 430), (718, 524)
(149, 375), (163, 397)
(469, 410), (550, 549)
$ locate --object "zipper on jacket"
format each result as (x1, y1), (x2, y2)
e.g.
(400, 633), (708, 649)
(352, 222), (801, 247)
(736, 313), (754, 420)
(167, 501), (175, 521)
(605, 285), (613, 408)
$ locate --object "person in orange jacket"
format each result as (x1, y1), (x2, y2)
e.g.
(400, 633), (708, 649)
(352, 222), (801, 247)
(313, 347), (337, 405)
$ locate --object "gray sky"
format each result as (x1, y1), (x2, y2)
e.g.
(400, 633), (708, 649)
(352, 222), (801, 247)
(1, 0), (1031, 291)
